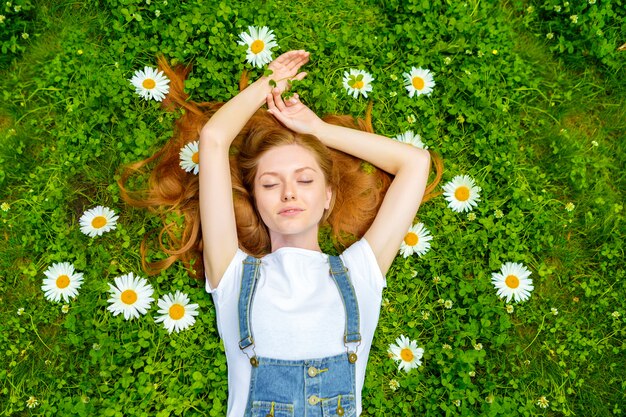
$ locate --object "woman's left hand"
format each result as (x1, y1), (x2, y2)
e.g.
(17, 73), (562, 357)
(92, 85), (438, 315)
(266, 90), (324, 135)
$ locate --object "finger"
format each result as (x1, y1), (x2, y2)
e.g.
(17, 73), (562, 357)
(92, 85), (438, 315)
(266, 93), (278, 112)
(284, 50), (309, 72)
(267, 107), (288, 126)
(295, 51), (310, 68)
(293, 71), (307, 82)
(277, 50), (303, 66)
(275, 50), (298, 64)
(272, 88), (288, 112)
(285, 94), (299, 107)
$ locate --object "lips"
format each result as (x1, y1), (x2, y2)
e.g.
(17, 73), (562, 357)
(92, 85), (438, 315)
(278, 207), (304, 215)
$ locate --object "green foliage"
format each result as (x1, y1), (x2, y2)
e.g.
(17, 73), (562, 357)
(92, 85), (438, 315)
(1, 0), (624, 416)
(513, 0), (626, 74)
(0, 0), (36, 65)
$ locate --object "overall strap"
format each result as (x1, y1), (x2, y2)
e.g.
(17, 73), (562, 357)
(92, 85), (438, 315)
(328, 255), (361, 345)
(238, 255), (262, 351)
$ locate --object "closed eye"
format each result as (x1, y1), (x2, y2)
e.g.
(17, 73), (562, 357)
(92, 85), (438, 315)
(298, 180), (313, 184)
(262, 184), (278, 189)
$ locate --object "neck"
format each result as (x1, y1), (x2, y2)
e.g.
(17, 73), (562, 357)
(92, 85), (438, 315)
(270, 230), (322, 253)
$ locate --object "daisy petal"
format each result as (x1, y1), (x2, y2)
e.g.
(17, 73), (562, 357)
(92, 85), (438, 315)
(342, 69), (374, 99)
(106, 272), (154, 320)
(402, 67), (435, 97)
(442, 175), (481, 213)
(41, 262), (84, 303)
(154, 291), (200, 334)
(129, 66), (170, 102)
(491, 262), (534, 303)
(79, 206), (119, 238)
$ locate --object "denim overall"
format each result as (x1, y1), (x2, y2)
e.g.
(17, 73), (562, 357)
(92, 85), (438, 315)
(239, 255), (361, 417)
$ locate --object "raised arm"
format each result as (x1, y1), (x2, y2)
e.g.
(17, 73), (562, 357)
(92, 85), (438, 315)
(200, 51), (309, 288)
(267, 91), (430, 276)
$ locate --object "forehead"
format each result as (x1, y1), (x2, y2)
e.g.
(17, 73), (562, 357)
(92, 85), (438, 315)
(256, 144), (322, 176)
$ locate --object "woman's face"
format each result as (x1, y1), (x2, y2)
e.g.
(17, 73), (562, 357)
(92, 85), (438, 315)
(254, 144), (332, 244)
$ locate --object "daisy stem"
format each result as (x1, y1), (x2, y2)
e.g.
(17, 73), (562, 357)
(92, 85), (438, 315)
(29, 315), (53, 352)
(521, 313), (545, 352)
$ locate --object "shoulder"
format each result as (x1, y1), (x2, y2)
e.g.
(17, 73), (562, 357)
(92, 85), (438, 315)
(340, 238), (386, 291)
(205, 248), (249, 297)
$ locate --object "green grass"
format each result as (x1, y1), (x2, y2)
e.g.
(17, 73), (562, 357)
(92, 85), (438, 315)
(1, 0), (624, 416)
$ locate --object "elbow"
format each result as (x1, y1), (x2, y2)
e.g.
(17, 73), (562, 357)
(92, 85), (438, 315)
(403, 146), (430, 173)
(199, 127), (222, 145)
(199, 122), (232, 148)
(199, 129), (232, 151)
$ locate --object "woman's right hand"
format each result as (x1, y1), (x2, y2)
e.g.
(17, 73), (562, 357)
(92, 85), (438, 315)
(266, 91), (324, 136)
(264, 50), (310, 93)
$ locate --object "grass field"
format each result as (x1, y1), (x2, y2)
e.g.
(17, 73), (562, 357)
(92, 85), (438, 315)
(1, 0), (624, 416)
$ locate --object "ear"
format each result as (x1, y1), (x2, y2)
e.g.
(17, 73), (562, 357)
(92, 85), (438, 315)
(325, 185), (332, 210)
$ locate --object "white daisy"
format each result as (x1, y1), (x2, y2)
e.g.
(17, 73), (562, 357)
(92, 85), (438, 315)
(491, 262), (534, 303)
(154, 291), (199, 334)
(41, 262), (84, 303)
(442, 175), (481, 213)
(107, 273), (154, 320)
(403, 67), (435, 97)
(129, 66), (170, 101)
(388, 334), (424, 372)
(179, 140), (200, 175)
(79, 206), (119, 238)
(342, 69), (374, 99)
(237, 26), (278, 68)
(394, 130), (428, 149)
(399, 223), (432, 258)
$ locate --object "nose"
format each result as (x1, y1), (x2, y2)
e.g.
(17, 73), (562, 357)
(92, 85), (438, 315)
(281, 185), (296, 201)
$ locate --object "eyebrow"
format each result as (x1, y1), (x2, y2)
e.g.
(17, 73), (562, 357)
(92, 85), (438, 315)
(258, 166), (317, 179)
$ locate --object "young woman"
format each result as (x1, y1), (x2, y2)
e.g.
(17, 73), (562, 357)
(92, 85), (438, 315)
(121, 50), (439, 417)
(199, 49), (431, 417)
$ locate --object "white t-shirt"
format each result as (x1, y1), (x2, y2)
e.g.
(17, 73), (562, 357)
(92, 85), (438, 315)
(206, 238), (386, 417)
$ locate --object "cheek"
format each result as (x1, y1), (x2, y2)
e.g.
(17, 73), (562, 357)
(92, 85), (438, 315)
(253, 192), (269, 213)
(253, 191), (275, 224)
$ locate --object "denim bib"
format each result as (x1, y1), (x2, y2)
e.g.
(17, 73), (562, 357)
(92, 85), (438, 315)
(238, 255), (361, 417)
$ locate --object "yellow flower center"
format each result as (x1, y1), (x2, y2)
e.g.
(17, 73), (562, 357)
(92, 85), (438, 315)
(142, 78), (156, 89)
(251, 39), (265, 54)
(404, 232), (419, 246)
(169, 304), (185, 320)
(400, 347), (414, 362)
(191, 152), (200, 164)
(412, 76), (425, 90)
(121, 289), (138, 305)
(56, 274), (70, 289)
(505, 275), (520, 289)
(353, 80), (364, 90)
(454, 186), (470, 202)
(91, 216), (107, 229)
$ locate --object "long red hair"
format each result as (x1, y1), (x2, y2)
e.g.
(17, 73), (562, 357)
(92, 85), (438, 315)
(119, 58), (443, 279)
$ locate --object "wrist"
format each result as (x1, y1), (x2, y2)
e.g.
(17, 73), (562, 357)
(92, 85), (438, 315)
(309, 119), (329, 138)
(253, 76), (274, 92)
(246, 77), (274, 106)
